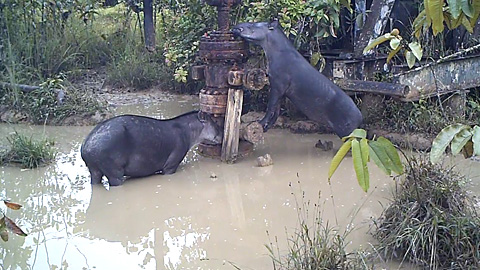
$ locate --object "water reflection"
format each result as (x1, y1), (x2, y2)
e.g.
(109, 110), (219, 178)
(0, 93), (479, 269)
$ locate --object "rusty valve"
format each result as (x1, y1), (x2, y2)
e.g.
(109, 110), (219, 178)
(243, 68), (268, 90)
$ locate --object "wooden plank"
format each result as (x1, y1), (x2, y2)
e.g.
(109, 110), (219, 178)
(221, 88), (243, 163)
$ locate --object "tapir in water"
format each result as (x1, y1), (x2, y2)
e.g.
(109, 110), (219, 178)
(232, 21), (363, 138)
(81, 111), (223, 186)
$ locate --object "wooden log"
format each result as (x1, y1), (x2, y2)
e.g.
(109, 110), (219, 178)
(239, 121), (263, 144)
(0, 82), (65, 104)
(221, 88), (243, 163)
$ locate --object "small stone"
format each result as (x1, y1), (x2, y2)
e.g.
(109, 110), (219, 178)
(210, 173), (217, 179)
(256, 154), (273, 167)
(315, 140), (333, 151)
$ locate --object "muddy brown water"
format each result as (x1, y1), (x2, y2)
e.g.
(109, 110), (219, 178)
(1, 93), (479, 270)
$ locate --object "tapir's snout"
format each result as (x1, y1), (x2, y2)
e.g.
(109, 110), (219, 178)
(232, 26), (243, 37)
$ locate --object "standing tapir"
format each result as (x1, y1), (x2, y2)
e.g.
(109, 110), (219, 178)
(81, 111), (222, 186)
(232, 21), (363, 138)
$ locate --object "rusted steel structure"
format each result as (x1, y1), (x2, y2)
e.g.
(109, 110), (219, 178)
(192, 0), (266, 162)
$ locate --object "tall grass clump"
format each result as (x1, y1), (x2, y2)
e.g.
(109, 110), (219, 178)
(267, 193), (371, 270)
(372, 155), (480, 269)
(0, 132), (56, 168)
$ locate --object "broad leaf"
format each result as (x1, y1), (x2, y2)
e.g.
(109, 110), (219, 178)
(363, 34), (394, 54)
(473, 125), (480, 156)
(430, 124), (470, 163)
(406, 51), (416, 68)
(427, 0), (445, 35)
(343, 129), (367, 141)
(461, 14), (474, 32)
(462, 140), (474, 158)
(352, 139), (369, 192)
(413, 10), (428, 38)
(471, 0), (480, 25)
(461, 0), (473, 18)
(390, 38), (401, 50)
(4, 216), (27, 237)
(369, 141), (392, 175)
(4, 201), (22, 210)
(328, 139), (353, 180)
(310, 52), (322, 67)
(447, 0), (461, 18)
(408, 42), (423, 61)
(451, 128), (472, 155)
(377, 137), (404, 174)
(360, 138), (369, 163)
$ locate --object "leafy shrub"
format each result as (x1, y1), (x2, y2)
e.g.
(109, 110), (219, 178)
(372, 155), (480, 269)
(0, 132), (56, 168)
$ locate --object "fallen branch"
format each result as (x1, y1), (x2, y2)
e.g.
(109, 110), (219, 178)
(0, 82), (65, 104)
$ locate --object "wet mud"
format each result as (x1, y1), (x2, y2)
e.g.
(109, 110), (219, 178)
(1, 93), (479, 270)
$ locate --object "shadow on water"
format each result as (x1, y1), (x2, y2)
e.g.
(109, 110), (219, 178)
(0, 93), (479, 269)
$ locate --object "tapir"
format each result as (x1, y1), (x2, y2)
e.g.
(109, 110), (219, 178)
(81, 111), (222, 186)
(232, 21), (363, 138)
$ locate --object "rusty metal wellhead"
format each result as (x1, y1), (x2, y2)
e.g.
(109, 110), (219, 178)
(192, 0), (267, 162)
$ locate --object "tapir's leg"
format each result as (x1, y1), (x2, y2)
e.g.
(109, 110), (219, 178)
(259, 90), (282, 131)
(88, 167), (104, 185)
(161, 149), (188, 175)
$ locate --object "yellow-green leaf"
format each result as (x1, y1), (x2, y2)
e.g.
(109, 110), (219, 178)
(387, 45), (402, 63)
(343, 129), (367, 141)
(471, 0), (480, 25)
(310, 52), (322, 67)
(472, 125), (480, 156)
(352, 139), (369, 192)
(360, 138), (369, 162)
(451, 128), (473, 155)
(390, 37), (401, 50)
(430, 124), (470, 163)
(369, 141), (392, 175)
(461, 14), (474, 32)
(413, 10), (428, 38)
(328, 139), (353, 180)
(363, 34), (394, 54)
(406, 51), (416, 68)
(427, 0), (445, 35)
(377, 137), (404, 174)
(408, 42), (423, 61)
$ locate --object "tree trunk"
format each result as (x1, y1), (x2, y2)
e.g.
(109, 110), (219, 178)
(143, 0), (155, 52)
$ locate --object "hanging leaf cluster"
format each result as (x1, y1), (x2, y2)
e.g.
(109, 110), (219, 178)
(413, 0), (480, 37)
(1, 200), (28, 242)
(430, 124), (480, 163)
(328, 129), (404, 192)
(363, 28), (423, 68)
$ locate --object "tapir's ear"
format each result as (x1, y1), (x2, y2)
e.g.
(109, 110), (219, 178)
(198, 111), (211, 123)
(268, 19), (279, 30)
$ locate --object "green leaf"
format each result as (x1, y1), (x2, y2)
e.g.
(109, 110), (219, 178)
(360, 138), (369, 163)
(387, 45), (402, 63)
(471, 0), (480, 25)
(406, 51), (416, 68)
(389, 37), (401, 50)
(310, 52), (321, 67)
(369, 141), (392, 175)
(0, 231), (8, 242)
(472, 126), (480, 156)
(430, 124), (470, 163)
(343, 129), (367, 141)
(377, 137), (404, 174)
(352, 139), (369, 192)
(408, 42), (423, 61)
(447, 0), (461, 19)
(328, 139), (353, 180)
(427, 0), (445, 35)
(450, 128), (473, 155)
(461, 0), (473, 18)
(363, 33), (394, 54)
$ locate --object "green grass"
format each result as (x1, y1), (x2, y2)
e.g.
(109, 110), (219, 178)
(267, 193), (371, 270)
(372, 155), (480, 269)
(0, 132), (56, 169)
